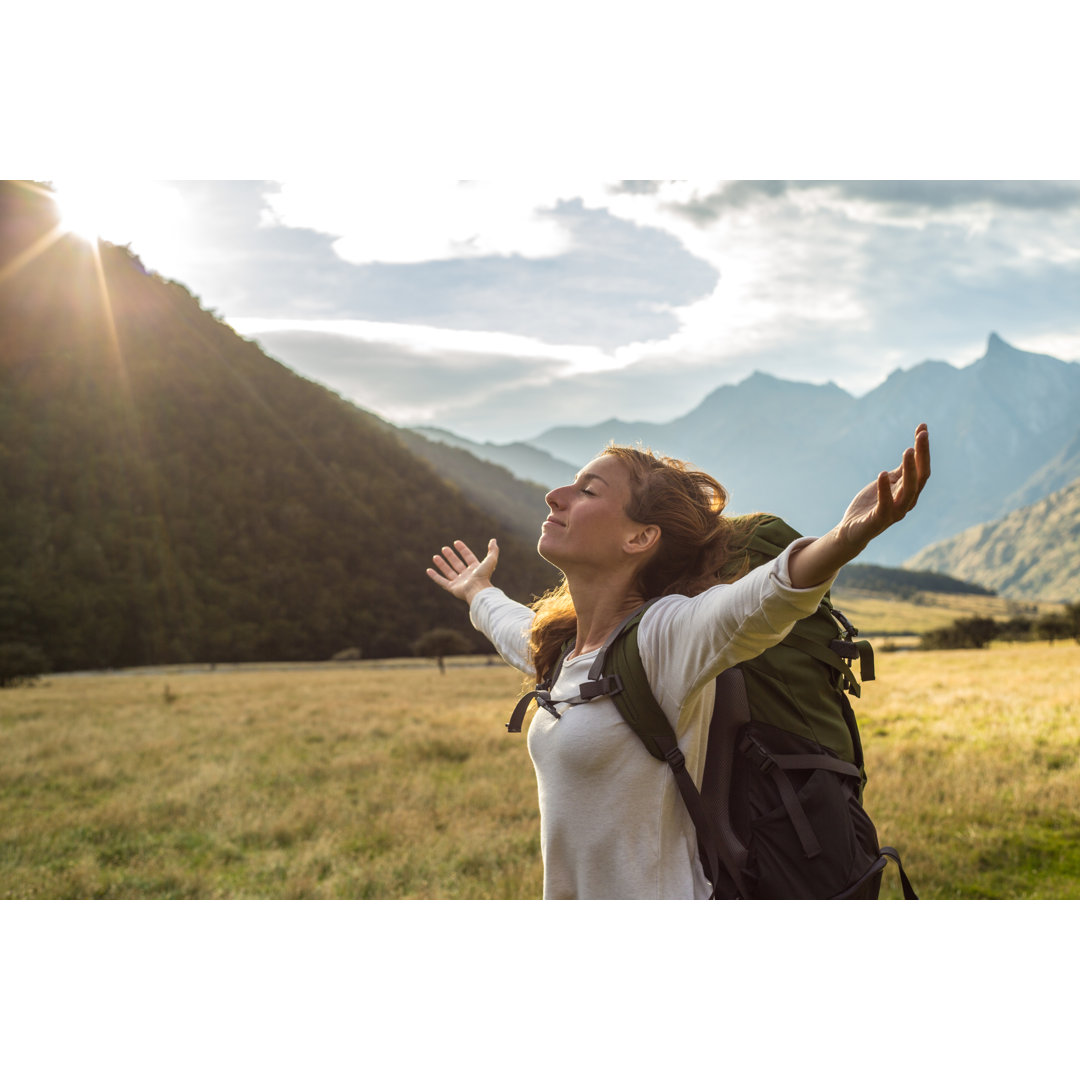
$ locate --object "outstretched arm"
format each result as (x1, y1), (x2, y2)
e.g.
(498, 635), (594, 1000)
(426, 538), (500, 605)
(788, 424), (931, 589)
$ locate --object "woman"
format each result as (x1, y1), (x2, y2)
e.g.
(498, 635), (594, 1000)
(426, 424), (931, 899)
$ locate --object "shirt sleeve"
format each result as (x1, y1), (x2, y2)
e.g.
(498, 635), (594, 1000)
(637, 537), (836, 711)
(469, 587), (535, 675)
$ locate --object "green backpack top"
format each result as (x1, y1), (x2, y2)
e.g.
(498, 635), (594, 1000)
(508, 514), (917, 900)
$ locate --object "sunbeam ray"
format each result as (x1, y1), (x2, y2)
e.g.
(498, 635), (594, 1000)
(0, 223), (67, 287)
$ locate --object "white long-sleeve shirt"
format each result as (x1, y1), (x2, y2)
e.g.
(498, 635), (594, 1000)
(469, 538), (835, 899)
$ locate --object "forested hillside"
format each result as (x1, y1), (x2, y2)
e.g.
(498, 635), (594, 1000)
(0, 181), (557, 673)
(834, 563), (995, 598)
(389, 425), (550, 545)
(905, 476), (1080, 601)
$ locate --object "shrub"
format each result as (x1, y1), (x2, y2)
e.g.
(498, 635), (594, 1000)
(0, 642), (51, 688)
(413, 628), (473, 673)
(1037, 613), (1074, 645)
(920, 617), (999, 650)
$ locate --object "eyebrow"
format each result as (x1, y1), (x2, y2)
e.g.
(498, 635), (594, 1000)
(575, 472), (610, 486)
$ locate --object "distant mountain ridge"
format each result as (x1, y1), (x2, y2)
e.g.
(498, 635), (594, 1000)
(425, 334), (1080, 567)
(412, 426), (576, 491)
(904, 475), (1080, 601)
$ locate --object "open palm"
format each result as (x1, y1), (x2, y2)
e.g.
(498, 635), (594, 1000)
(426, 538), (499, 604)
(834, 424), (931, 553)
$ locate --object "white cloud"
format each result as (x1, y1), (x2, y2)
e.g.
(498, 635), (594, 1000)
(229, 316), (632, 375)
(1006, 331), (1080, 362)
(260, 181), (609, 264)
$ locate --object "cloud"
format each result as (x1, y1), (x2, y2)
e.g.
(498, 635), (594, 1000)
(656, 180), (1080, 226)
(246, 326), (580, 436)
(832, 180), (1080, 212)
(261, 181), (586, 264)
(214, 191), (719, 351)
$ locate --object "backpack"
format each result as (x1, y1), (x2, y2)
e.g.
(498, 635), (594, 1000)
(508, 514), (918, 900)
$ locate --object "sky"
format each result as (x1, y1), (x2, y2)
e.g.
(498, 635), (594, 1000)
(16, 3), (1080, 446)
(45, 178), (1080, 443)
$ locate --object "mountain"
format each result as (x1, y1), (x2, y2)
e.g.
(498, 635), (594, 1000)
(388, 425), (551, 545)
(411, 426), (576, 493)
(483, 334), (1080, 566)
(0, 181), (557, 672)
(903, 476), (1080, 601)
(834, 563), (996, 598)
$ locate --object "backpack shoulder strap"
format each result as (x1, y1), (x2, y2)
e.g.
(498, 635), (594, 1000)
(602, 613), (746, 899)
(602, 610), (674, 762)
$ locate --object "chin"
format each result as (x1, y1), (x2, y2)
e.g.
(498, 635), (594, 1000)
(536, 534), (562, 569)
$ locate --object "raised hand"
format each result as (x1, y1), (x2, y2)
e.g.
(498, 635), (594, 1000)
(833, 423), (931, 554)
(426, 538), (499, 604)
(788, 424), (931, 589)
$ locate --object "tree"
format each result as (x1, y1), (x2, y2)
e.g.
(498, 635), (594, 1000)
(0, 643), (50, 688)
(920, 616), (999, 650)
(1064, 602), (1080, 645)
(413, 628), (473, 673)
(1037, 612), (1073, 645)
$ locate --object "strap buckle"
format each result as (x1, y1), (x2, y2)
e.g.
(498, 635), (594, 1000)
(578, 673), (623, 701)
(663, 745), (686, 771)
(739, 734), (774, 773)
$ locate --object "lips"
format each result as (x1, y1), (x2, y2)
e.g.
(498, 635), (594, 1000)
(543, 516), (565, 528)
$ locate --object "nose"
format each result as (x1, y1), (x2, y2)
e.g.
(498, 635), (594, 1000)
(546, 486), (568, 510)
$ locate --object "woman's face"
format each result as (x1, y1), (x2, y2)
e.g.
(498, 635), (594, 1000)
(538, 455), (642, 571)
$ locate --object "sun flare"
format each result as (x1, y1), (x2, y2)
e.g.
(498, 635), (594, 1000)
(53, 183), (107, 243)
(50, 180), (190, 271)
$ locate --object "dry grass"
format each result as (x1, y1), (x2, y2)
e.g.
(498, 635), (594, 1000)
(0, 661), (542, 899)
(830, 587), (1060, 638)
(3, 641), (1080, 900)
(858, 641), (1080, 899)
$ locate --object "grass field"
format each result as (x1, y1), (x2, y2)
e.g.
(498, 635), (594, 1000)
(830, 586), (1061, 640)
(3, 640), (1079, 900)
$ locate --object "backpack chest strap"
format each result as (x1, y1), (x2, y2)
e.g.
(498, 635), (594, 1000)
(506, 673), (625, 732)
(505, 604), (651, 733)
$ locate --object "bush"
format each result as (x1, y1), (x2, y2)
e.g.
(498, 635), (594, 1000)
(413, 628), (473, 673)
(1037, 613), (1074, 644)
(0, 642), (51, 688)
(920, 617), (999, 650)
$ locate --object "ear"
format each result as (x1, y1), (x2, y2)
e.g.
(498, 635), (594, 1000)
(624, 523), (661, 557)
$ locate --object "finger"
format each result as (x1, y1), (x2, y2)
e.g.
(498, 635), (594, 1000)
(876, 470), (892, 517)
(441, 544), (467, 573)
(887, 437), (921, 504)
(914, 424), (931, 490)
(453, 540), (479, 565)
(432, 553), (457, 578)
(426, 566), (451, 590)
(479, 538), (499, 570)
(899, 446), (918, 510)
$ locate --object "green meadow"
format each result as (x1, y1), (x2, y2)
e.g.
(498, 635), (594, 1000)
(3, 640), (1079, 900)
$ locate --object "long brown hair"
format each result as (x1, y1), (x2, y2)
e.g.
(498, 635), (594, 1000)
(528, 445), (759, 683)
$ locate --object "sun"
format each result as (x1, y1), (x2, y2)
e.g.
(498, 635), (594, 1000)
(50, 180), (190, 270)
(53, 181), (109, 244)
